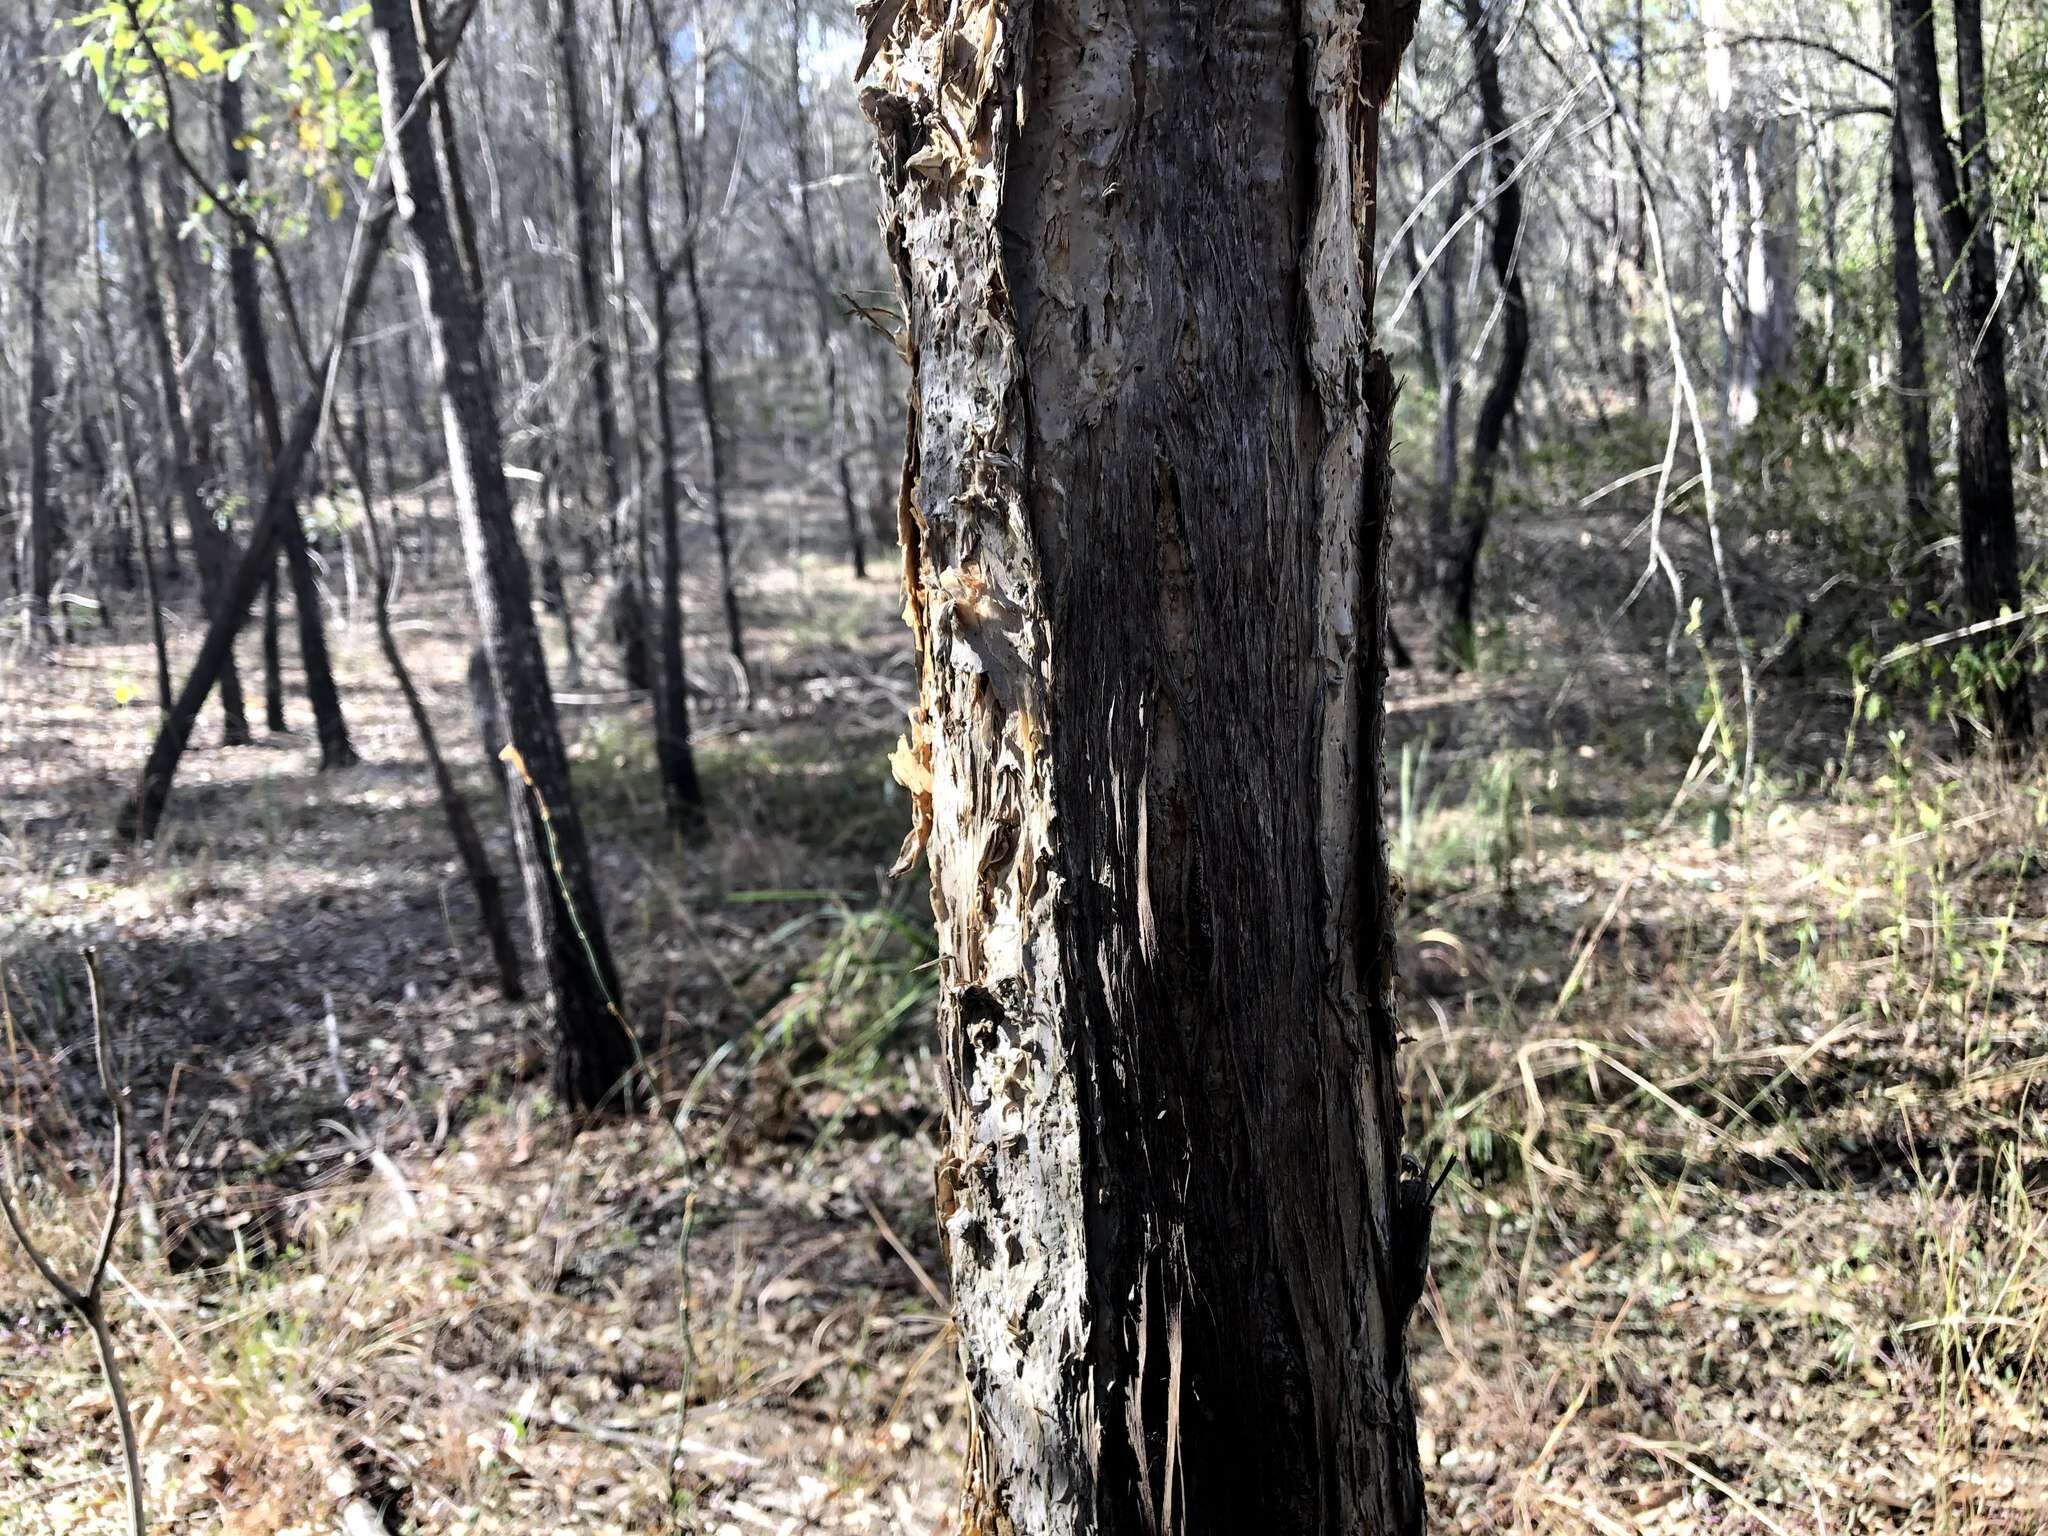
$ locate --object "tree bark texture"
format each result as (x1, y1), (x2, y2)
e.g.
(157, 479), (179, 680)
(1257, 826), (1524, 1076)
(862, 0), (1424, 1529)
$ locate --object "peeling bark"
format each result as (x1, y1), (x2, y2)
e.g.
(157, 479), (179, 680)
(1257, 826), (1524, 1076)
(862, 0), (1422, 1528)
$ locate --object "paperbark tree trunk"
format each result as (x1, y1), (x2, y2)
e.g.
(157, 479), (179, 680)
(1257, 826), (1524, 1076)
(369, 0), (638, 1111)
(862, 0), (1425, 1528)
(1892, 0), (2033, 746)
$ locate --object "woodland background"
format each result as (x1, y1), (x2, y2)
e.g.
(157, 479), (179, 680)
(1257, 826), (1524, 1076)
(3, 0), (2048, 1531)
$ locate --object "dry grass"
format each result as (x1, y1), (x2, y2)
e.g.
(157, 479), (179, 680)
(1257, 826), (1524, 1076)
(3, 488), (2046, 1533)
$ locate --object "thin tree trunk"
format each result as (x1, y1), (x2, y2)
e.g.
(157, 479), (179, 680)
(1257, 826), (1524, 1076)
(88, 152), (168, 706)
(121, 133), (250, 742)
(120, 208), (396, 842)
(218, 0), (358, 768)
(632, 119), (706, 830)
(352, 341), (525, 1000)
(1889, 113), (1938, 591)
(553, 0), (651, 689)
(1443, 0), (1531, 667)
(862, 0), (1425, 1527)
(1892, 0), (2033, 746)
(370, 0), (638, 1112)
(789, 0), (865, 580)
(25, 64), (57, 649)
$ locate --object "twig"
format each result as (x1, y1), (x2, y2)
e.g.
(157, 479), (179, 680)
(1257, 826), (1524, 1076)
(0, 950), (146, 1536)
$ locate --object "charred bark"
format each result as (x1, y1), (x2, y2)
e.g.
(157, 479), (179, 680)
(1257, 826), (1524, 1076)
(862, 0), (1424, 1528)
(1888, 113), (1938, 595)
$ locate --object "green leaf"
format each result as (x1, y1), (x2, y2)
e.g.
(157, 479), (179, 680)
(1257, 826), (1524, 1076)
(232, 2), (257, 34)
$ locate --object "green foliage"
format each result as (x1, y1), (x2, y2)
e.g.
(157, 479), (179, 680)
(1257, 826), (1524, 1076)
(64, 0), (379, 226)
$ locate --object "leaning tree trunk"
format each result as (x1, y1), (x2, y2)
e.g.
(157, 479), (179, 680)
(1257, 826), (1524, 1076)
(1442, 0), (1530, 668)
(369, 0), (638, 1113)
(1892, 0), (2033, 747)
(120, 210), (395, 843)
(217, 3), (359, 768)
(861, 1), (1425, 1529)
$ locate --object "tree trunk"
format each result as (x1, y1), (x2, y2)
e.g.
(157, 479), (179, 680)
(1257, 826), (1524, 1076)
(861, 0), (1424, 1528)
(632, 122), (706, 831)
(121, 134), (251, 742)
(25, 66), (57, 649)
(789, 0), (866, 580)
(1892, 0), (2033, 746)
(120, 209), (395, 843)
(352, 342), (526, 1001)
(369, 0), (638, 1112)
(1442, 0), (1531, 667)
(647, 0), (749, 686)
(88, 152), (169, 706)
(1888, 113), (1938, 593)
(217, 1), (359, 768)
(553, 0), (651, 690)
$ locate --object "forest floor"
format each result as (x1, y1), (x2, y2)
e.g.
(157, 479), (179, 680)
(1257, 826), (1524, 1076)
(3, 488), (2047, 1535)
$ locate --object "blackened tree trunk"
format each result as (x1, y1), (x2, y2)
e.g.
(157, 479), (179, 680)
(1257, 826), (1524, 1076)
(369, 0), (638, 1112)
(1888, 112), (1938, 590)
(1892, 0), (2033, 746)
(862, 0), (1424, 1528)
(124, 139), (252, 744)
(217, 4), (359, 768)
(1442, 0), (1531, 667)
(553, 0), (651, 691)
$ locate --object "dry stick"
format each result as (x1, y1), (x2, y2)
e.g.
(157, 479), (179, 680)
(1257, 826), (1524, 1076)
(1555, 0), (1758, 797)
(0, 951), (145, 1536)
